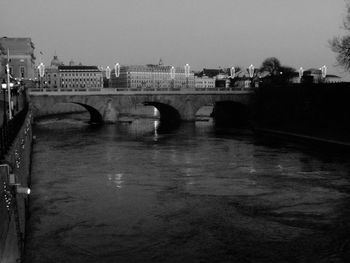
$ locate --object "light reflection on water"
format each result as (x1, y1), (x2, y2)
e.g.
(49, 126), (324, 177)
(25, 113), (350, 263)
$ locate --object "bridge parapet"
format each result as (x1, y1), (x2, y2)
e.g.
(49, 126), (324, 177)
(29, 88), (254, 96)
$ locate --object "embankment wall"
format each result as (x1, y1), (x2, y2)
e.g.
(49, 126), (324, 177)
(0, 109), (33, 263)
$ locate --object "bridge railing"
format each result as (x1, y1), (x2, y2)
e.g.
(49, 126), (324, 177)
(28, 86), (255, 94)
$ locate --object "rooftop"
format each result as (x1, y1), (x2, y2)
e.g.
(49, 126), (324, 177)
(58, 65), (100, 71)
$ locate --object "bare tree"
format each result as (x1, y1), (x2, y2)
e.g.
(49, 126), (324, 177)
(260, 57), (296, 84)
(330, 2), (350, 71)
(260, 57), (282, 76)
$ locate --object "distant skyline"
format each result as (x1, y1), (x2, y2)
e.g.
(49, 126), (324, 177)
(1, 0), (349, 78)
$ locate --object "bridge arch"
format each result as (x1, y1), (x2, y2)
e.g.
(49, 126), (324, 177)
(30, 95), (109, 124)
(73, 103), (103, 123)
(143, 101), (181, 124)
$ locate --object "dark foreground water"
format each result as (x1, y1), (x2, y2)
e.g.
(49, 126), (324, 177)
(25, 114), (350, 263)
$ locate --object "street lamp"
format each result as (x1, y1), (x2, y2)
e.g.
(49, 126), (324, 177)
(114, 63), (120, 78)
(248, 64), (255, 78)
(298, 67), (303, 83)
(106, 66), (111, 80)
(1, 80), (14, 124)
(4, 49), (14, 120)
(170, 66), (175, 90)
(105, 66), (111, 88)
(229, 67), (236, 90)
(230, 67), (235, 79)
(247, 64), (255, 88)
(184, 64), (190, 89)
(321, 65), (327, 80)
(38, 62), (45, 90)
(1, 80), (8, 126)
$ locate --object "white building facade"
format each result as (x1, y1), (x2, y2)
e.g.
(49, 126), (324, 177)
(58, 66), (103, 90)
(110, 64), (195, 91)
(194, 76), (216, 89)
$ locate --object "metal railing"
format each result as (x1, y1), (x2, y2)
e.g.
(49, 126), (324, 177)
(0, 104), (28, 159)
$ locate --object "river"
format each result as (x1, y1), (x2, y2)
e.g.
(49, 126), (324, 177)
(24, 112), (350, 263)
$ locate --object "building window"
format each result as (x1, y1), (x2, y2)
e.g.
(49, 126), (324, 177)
(20, 67), (25, 78)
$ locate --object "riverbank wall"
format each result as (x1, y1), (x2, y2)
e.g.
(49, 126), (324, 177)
(0, 109), (33, 263)
(254, 82), (350, 145)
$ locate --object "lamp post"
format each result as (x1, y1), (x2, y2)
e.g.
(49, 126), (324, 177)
(38, 62), (45, 90)
(1, 79), (14, 122)
(5, 49), (13, 120)
(230, 67), (235, 79)
(321, 65), (327, 82)
(1, 80), (7, 126)
(114, 63), (120, 90)
(114, 63), (120, 78)
(184, 64), (190, 89)
(230, 67), (235, 90)
(105, 66), (111, 88)
(170, 66), (175, 90)
(248, 64), (254, 78)
(248, 64), (254, 88)
(298, 67), (303, 83)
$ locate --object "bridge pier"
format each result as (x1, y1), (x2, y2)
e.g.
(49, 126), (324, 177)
(103, 100), (119, 123)
(180, 100), (196, 121)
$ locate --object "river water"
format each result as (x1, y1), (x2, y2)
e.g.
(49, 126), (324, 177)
(25, 112), (350, 263)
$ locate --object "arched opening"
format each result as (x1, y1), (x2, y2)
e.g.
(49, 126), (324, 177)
(212, 101), (251, 127)
(143, 102), (181, 125)
(73, 103), (103, 124)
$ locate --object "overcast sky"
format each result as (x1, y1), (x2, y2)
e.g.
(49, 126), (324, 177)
(1, 0), (348, 78)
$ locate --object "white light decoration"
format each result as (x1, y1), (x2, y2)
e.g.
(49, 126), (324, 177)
(170, 66), (176, 79)
(248, 64), (255, 78)
(114, 63), (120, 77)
(299, 67), (304, 79)
(106, 66), (111, 80)
(230, 67), (235, 79)
(184, 64), (190, 77)
(38, 62), (45, 78)
(321, 65), (327, 78)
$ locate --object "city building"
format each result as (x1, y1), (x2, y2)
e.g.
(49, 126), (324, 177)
(194, 75), (216, 89)
(34, 55), (103, 90)
(110, 64), (195, 91)
(36, 55), (62, 89)
(301, 68), (341, 83)
(0, 37), (36, 80)
(58, 65), (103, 90)
(195, 68), (233, 88)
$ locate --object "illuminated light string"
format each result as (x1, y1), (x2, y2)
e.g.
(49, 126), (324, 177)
(230, 67), (235, 79)
(3, 182), (13, 211)
(114, 63), (120, 78)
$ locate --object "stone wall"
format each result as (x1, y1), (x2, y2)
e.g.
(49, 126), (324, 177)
(0, 109), (33, 263)
(30, 91), (255, 123)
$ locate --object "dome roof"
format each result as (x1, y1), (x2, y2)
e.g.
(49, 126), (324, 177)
(50, 55), (62, 68)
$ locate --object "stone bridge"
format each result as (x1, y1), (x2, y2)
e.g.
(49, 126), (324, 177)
(29, 90), (255, 125)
